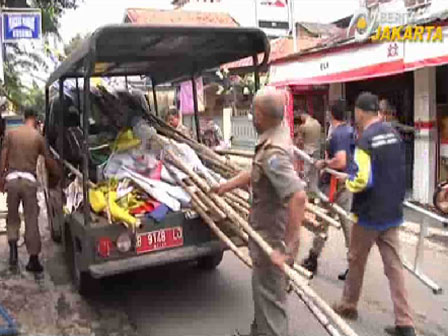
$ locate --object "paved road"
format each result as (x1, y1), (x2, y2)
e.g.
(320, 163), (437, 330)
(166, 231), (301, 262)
(2, 191), (447, 336)
(87, 224), (448, 336)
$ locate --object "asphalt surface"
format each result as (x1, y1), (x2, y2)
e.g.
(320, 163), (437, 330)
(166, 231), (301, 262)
(2, 190), (448, 336)
(82, 223), (448, 336)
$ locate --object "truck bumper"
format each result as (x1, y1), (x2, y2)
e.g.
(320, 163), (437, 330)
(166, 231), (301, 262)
(89, 241), (223, 279)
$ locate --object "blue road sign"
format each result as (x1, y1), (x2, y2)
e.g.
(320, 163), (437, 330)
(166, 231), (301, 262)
(3, 11), (42, 42)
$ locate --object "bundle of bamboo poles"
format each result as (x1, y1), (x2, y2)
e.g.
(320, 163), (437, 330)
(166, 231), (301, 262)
(144, 126), (359, 336)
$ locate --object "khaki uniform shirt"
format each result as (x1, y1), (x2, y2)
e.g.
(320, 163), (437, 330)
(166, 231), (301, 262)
(4, 125), (46, 175)
(298, 117), (322, 156)
(249, 125), (305, 261)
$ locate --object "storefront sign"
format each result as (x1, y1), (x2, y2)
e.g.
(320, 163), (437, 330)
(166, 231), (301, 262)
(404, 26), (448, 70)
(256, 0), (290, 37)
(2, 11), (42, 42)
(270, 41), (404, 86)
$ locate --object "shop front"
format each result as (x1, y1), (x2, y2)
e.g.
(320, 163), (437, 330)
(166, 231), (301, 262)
(269, 24), (448, 204)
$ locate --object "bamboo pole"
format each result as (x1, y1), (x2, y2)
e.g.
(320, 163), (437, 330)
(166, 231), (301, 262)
(215, 149), (255, 158)
(161, 142), (313, 280)
(224, 196), (250, 217)
(224, 192), (251, 210)
(184, 180), (227, 221)
(238, 216), (359, 336)
(306, 204), (341, 229)
(152, 130), (360, 336)
(50, 146), (96, 188)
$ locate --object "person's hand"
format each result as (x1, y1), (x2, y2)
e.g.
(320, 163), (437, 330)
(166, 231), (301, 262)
(270, 250), (293, 271)
(314, 160), (326, 170)
(211, 184), (226, 196)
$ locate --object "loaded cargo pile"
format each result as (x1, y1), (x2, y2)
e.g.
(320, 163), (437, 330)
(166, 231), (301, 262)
(58, 86), (358, 336)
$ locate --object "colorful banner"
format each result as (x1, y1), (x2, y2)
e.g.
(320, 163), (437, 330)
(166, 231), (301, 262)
(179, 77), (204, 116)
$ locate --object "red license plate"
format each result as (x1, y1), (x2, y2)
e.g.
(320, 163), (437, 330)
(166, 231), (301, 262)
(136, 227), (184, 254)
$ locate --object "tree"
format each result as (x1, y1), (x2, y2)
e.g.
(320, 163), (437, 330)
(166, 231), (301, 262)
(64, 33), (87, 57)
(0, 0), (80, 112)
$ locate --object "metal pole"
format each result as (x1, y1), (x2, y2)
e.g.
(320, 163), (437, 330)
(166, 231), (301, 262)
(152, 84), (159, 117)
(291, 0), (297, 53)
(76, 78), (81, 112)
(58, 79), (65, 161)
(58, 79), (66, 205)
(253, 55), (260, 92)
(82, 73), (91, 227)
(44, 87), (49, 134)
(192, 77), (201, 142)
(125, 76), (129, 89)
(254, 0), (258, 28)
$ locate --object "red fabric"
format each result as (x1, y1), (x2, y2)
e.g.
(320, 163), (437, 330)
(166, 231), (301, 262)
(130, 199), (161, 215)
(149, 161), (163, 180)
(415, 120), (436, 130)
(329, 175), (338, 203)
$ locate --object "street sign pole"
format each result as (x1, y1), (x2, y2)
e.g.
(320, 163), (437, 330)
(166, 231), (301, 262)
(290, 0), (297, 53)
(0, 8), (4, 84)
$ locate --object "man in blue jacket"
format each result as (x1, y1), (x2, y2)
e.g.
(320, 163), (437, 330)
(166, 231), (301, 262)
(333, 92), (415, 336)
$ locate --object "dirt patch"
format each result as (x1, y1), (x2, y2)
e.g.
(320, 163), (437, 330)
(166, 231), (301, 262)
(0, 191), (139, 336)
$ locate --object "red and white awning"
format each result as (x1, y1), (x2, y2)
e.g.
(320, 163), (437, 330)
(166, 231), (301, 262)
(269, 26), (448, 86)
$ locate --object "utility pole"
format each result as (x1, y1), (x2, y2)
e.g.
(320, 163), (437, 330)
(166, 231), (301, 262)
(290, 0), (297, 53)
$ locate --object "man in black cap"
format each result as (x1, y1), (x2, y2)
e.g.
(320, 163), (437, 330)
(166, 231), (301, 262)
(333, 92), (416, 336)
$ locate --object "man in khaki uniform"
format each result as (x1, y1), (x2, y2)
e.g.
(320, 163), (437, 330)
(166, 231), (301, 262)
(214, 88), (306, 336)
(0, 109), (49, 273)
(297, 112), (322, 159)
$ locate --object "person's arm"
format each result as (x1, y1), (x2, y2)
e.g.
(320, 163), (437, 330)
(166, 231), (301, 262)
(262, 149), (306, 269)
(212, 170), (251, 195)
(0, 133), (9, 192)
(346, 147), (372, 193)
(325, 151), (346, 171)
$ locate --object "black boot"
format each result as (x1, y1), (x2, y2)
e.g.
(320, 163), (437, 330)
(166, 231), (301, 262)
(338, 268), (349, 281)
(301, 251), (319, 274)
(8, 241), (18, 269)
(384, 326), (417, 336)
(26, 255), (43, 273)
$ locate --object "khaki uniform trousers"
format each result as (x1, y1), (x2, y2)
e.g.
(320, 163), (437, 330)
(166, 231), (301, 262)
(311, 186), (353, 256)
(6, 178), (41, 255)
(342, 223), (414, 327)
(249, 240), (289, 336)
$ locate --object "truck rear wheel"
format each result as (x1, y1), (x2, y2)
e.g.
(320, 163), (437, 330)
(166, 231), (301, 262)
(197, 250), (224, 270)
(64, 226), (97, 295)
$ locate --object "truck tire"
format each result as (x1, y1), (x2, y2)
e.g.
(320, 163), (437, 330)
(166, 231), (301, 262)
(44, 187), (63, 243)
(197, 250), (224, 270)
(64, 226), (97, 296)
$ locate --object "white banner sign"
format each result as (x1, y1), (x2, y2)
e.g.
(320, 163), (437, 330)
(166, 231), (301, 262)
(270, 41), (404, 85)
(256, 0), (290, 37)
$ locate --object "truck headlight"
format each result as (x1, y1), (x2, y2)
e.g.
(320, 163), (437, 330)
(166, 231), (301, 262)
(116, 232), (132, 253)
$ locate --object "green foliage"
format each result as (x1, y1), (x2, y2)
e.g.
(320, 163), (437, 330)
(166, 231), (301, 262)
(0, 0), (81, 111)
(64, 33), (86, 57)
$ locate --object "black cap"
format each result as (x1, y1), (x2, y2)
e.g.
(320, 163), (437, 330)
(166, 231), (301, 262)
(355, 92), (379, 113)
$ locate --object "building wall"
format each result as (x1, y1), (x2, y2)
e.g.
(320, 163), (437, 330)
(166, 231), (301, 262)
(413, 67), (437, 204)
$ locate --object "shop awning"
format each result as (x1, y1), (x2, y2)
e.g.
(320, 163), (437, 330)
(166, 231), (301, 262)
(269, 26), (448, 87)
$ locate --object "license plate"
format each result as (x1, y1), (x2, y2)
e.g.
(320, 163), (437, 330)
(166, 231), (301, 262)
(136, 227), (184, 254)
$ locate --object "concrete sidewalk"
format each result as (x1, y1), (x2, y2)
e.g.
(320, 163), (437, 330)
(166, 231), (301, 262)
(300, 221), (448, 336)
